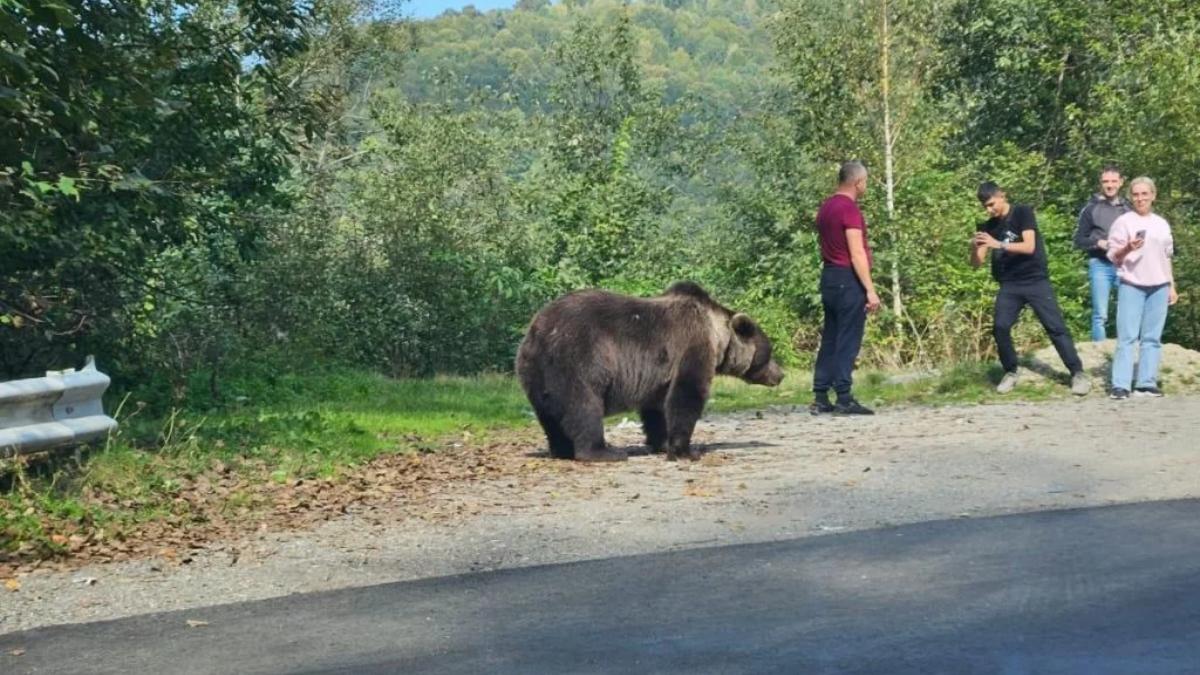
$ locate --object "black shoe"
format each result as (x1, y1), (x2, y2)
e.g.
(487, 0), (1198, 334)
(809, 400), (835, 415)
(833, 399), (875, 416)
(1109, 387), (1130, 400)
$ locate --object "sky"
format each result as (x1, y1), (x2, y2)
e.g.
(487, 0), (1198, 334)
(405, 0), (520, 20)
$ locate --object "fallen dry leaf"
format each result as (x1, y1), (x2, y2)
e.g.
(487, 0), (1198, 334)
(0, 430), (553, 572)
(683, 484), (720, 498)
(185, 619), (209, 628)
(4, 578), (20, 592)
(9, 648), (25, 656)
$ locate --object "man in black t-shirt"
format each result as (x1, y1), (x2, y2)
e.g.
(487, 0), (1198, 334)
(971, 182), (1090, 395)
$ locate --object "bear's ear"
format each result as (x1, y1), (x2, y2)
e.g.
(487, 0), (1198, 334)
(731, 313), (757, 338)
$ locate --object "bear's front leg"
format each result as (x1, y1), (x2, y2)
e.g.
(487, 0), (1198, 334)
(664, 359), (710, 461)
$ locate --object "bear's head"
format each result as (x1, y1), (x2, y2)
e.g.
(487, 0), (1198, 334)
(723, 314), (784, 386)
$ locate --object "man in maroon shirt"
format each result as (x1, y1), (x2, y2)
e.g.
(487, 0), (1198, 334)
(811, 161), (881, 415)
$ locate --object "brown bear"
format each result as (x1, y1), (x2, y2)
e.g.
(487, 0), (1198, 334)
(515, 281), (784, 462)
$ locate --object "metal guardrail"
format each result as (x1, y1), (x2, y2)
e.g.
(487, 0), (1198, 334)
(0, 356), (118, 457)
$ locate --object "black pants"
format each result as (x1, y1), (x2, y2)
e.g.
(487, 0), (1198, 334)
(993, 278), (1083, 375)
(813, 266), (866, 400)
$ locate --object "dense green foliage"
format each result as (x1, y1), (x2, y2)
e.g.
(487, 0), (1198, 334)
(3, 0), (1199, 397)
(0, 0), (324, 385)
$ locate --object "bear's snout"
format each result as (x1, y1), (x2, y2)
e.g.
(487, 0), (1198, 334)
(747, 360), (784, 387)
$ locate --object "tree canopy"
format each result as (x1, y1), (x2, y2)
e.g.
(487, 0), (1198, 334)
(3, 0), (1198, 397)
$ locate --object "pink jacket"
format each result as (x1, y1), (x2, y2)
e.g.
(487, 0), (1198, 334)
(1107, 211), (1174, 287)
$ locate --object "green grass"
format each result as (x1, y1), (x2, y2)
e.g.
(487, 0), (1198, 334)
(0, 362), (1086, 560)
(2, 371), (534, 559)
(109, 372), (532, 478)
(708, 360), (1066, 411)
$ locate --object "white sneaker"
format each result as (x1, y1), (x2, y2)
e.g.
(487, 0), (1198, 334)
(1070, 372), (1091, 396)
(996, 370), (1019, 394)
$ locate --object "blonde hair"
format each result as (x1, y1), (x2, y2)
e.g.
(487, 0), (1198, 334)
(1130, 176), (1156, 194)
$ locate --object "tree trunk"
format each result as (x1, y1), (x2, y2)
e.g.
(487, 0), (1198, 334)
(880, 2), (905, 330)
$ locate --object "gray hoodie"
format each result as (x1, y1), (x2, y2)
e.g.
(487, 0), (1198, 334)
(1074, 194), (1132, 259)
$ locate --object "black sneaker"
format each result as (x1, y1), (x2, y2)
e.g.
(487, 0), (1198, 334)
(1109, 387), (1130, 400)
(833, 399), (875, 416)
(809, 400), (835, 415)
(1133, 386), (1165, 398)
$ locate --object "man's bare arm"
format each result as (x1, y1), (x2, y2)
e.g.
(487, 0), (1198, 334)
(846, 229), (881, 312)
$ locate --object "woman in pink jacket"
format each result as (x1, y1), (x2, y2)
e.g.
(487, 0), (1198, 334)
(1106, 176), (1179, 399)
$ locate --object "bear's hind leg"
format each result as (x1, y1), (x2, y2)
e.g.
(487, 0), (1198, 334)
(534, 408), (574, 459)
(563, 394), (627, 462)
(640, 407), (667, 454)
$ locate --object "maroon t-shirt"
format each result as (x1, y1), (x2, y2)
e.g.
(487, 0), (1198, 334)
(816, 193), (872, 268)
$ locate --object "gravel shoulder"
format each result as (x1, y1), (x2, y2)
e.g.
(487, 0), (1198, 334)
(3, 394), (1198, 634)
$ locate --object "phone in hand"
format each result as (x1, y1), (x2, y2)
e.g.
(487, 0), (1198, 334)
(1136, 229), (1147, 240)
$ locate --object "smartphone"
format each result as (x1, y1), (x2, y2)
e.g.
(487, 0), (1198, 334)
(1136, 229), (1147, 240)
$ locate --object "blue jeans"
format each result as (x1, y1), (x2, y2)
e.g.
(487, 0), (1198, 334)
(1088, 257), (1118, 341)
(1111, 281), (1170, 390)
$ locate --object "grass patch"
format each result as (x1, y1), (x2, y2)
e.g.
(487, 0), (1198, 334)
(708, 361), (1064, 411)
(2, 372), (533, 562)
(112, 372), (531, 478)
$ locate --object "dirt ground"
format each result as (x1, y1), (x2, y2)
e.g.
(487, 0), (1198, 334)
(3, 389), (1198, 635)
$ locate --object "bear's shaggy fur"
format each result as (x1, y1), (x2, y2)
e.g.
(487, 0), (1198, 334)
(515, 282), (784, 462)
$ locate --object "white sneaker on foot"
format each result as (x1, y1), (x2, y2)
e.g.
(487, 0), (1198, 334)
(997, 370), (1019, 394)
(1070, 372), (1091, 396)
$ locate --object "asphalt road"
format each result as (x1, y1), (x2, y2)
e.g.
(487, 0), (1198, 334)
(4, 499), (1199, 675)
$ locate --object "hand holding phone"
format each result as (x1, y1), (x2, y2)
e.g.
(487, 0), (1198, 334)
(1129, 229), (1147, 252)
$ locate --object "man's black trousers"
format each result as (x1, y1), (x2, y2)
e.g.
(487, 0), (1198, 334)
(993, 278), (1084, 375)
(813, 265), (866, 400)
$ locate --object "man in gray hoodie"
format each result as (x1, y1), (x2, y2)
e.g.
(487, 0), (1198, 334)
(1074, 165), (1132, 341)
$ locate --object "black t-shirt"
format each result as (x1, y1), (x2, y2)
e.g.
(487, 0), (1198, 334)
(977, 204), (1049, 283)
